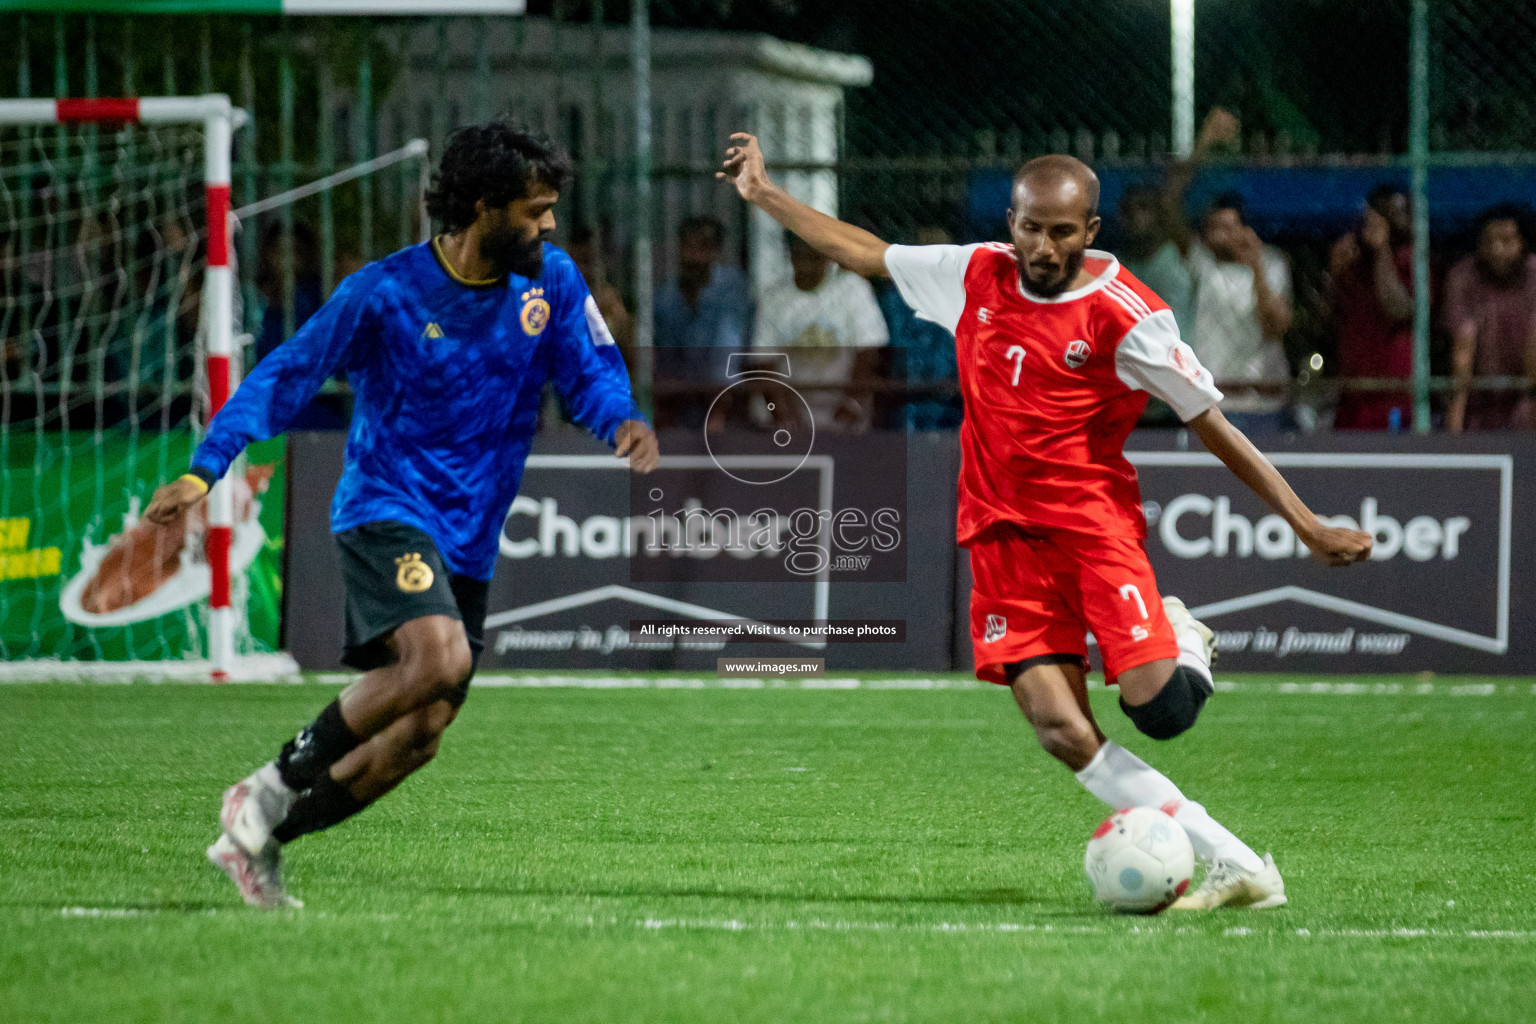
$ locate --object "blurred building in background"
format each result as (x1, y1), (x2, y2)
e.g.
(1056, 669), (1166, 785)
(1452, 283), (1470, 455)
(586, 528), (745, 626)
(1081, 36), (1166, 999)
(378, 15), (870, 301)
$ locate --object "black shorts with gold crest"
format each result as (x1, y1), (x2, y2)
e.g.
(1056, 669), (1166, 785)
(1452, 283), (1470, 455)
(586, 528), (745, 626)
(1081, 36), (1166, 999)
(334, 520), (489, 677)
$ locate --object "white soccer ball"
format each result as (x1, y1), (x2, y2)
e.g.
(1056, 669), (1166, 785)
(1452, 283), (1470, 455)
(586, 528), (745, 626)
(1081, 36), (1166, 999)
(1084, 806), (1195, 914)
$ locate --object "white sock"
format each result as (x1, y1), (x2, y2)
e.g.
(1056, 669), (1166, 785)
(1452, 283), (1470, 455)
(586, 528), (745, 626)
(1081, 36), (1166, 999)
(1167, 606), (1214, 683)
(1075, 741), (1263, 872)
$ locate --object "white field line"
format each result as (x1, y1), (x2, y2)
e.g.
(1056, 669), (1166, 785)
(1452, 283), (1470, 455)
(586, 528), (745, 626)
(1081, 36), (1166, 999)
(629, 917), (1536, 940)
(6, 673), (1533, 695)
(465, 675), (990, 691)
(1217, 680), (1519, 696)
(411, 675), (1536, 695)
(50, 906), (1536, 940)
(0, 654), (302, 684)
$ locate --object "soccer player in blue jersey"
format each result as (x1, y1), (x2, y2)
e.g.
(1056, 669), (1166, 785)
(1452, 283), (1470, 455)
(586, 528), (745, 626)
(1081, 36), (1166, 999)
(144, 122), (658, 909)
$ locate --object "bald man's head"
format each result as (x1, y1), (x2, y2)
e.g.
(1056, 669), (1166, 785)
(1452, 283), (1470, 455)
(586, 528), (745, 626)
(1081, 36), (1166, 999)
(1013, 155), (1100, 221)
(1006, 154), (1102, 297)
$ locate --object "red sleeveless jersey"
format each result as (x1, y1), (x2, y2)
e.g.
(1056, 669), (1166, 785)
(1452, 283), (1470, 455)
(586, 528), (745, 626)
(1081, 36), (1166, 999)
(886, 243), (1222, 544)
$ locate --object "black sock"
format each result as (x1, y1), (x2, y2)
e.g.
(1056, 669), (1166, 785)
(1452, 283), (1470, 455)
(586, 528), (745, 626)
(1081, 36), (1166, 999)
(275, 699), (364, 792)
(272, 774), (369, 845)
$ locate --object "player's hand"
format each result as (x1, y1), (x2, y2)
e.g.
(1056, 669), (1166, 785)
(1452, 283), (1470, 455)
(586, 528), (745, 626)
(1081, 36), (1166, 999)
(1360, 208), (1391, 253)
(615, 419), (660, 474)
(144, 476), (208, 526)
(1300, 521), (1373, 566)
(717, 133), (772, 203)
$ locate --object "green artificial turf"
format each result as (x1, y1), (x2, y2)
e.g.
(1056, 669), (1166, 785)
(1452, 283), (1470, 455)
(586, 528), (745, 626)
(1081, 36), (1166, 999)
(2, 676), (1534, 1023)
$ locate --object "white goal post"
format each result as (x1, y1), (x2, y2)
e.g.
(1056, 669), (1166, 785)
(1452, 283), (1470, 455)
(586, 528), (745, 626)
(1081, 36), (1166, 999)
(0, 95), (243, 680)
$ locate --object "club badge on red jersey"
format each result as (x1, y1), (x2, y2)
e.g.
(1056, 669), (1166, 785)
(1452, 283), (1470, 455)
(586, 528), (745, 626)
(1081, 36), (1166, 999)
(1169, 344), (1204, 384)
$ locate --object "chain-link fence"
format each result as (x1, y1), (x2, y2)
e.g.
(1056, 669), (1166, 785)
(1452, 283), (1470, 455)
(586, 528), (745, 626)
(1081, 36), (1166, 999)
(3, 1), (1536, 432)
(1434, 1), (1536, 151)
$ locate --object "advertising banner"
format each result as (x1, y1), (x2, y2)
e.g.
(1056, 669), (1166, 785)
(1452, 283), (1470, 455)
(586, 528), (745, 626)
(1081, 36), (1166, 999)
(0, 433), (285, 661)
(284, 428), (960, 672)
(284, 429), (1536, 675)
(1129, 432), (1535, 673)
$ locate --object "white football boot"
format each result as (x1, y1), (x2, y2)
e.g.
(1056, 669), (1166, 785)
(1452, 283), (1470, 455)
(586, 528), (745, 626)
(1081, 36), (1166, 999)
(1163, 595), (1216, 678)
(207, 833), (303, 909)
(219, 762), (298, 856)
(1170, 853), (1287, 910)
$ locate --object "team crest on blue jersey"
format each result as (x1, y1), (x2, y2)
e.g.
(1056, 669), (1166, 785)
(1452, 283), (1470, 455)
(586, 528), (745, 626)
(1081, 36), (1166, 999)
(520, 287), (550, 336)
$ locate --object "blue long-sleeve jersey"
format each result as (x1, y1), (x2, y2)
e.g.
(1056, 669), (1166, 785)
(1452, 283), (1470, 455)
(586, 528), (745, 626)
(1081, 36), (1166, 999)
(192, 240), (641, 579)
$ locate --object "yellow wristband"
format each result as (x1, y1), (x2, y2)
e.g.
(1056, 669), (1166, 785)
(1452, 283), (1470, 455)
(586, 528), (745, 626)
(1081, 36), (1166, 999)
(177, 473), (210, 495)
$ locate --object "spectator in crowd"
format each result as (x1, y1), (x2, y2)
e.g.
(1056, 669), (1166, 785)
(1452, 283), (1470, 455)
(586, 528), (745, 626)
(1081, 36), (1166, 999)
(567, 224), (634, 366)
(652, 215), (752, 428)
(1445, 204), (1536, 432)
(105, 217), (203, 427)
(1118, 185), (1193, 333)
(1328, 185), (1417, 429)
(878, 225), (961, 430)
(1186, 192), (1295, 432)
(254, 221), (344, 428)
(1126, 107), (1240, 336)
(255, 220), (323, 362)
(753, 232), (888, 431)
(1116, 107), (1238, 427)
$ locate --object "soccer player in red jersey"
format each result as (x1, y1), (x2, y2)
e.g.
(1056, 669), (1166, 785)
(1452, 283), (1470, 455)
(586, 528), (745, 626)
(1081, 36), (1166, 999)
(721, 134), (1372, 910)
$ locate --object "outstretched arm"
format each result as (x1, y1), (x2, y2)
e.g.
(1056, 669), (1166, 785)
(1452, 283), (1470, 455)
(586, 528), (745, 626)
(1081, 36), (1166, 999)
(1187, 407), (1372, 566)
(145, 270), (374, 524)
(718, 133), (891, 278)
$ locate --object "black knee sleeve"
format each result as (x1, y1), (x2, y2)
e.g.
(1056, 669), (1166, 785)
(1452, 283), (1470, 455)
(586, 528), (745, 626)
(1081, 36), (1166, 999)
(1120, 666), (1212, 740)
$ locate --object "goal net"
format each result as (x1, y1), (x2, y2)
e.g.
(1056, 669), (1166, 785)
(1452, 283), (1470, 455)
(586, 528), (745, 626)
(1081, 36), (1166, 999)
(0, 97), (286, 680)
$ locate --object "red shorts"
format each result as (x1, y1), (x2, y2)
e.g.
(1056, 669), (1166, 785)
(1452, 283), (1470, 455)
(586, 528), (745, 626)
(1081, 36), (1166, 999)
(968, 524), (1179, 686)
